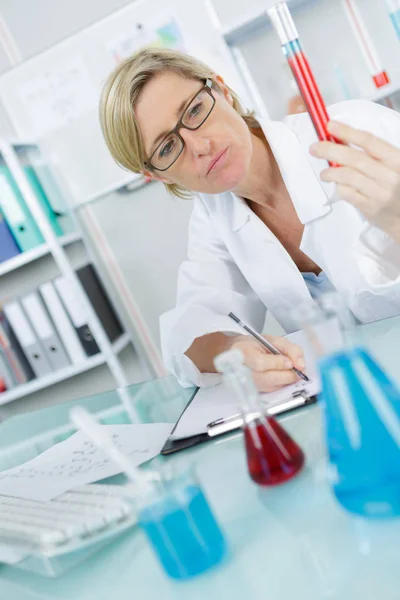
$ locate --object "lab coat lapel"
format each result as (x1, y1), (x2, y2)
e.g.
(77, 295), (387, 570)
(260, 119), (332, 225)
(228, 197), (314, 331)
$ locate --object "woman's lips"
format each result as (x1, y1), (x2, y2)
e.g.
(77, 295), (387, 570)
(207, 147), (228, 175)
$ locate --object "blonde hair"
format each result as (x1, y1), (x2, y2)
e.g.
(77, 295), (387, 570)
(99, 47), (257, 199)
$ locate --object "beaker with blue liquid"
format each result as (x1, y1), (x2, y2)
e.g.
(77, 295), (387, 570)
(138, 465), (226, 579)
(298, 294), (400, 518)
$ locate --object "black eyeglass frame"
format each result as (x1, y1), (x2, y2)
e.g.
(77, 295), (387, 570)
(144, 78), (215, 172)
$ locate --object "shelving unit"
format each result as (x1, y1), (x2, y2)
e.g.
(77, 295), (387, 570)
(0, 333), (131, 406)
(369, 83), (400, 103)
(221, 0), (319, 43)
(0, 232), (81, 278)
(0, 139), (138, 409)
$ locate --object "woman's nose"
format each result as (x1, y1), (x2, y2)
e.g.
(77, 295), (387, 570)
(180, 128), (211, 156)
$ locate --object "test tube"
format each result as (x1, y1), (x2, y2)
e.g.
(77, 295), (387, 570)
(267, 2), (336, 145)
(386, 0), (400, 41)
(341, 0), (390, 89)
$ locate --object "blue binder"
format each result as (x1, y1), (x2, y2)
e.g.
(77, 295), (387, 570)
(0, 209), (21, 263)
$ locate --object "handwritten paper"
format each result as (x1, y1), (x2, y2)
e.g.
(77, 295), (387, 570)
(0, 423), (173, 502)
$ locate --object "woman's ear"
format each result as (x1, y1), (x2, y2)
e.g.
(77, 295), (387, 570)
(214, 74), (234, 106)
(143, 169), (171, 184)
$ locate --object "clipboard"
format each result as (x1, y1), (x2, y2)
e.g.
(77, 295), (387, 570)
(161, 388), (318, 455)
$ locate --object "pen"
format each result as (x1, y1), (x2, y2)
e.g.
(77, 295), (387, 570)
(228, 312), (309, 383)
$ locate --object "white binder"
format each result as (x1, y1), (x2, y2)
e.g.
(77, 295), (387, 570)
(20, 291), (71, 371)
(39, 281), (86, 365)
(3, 301), (52, 378)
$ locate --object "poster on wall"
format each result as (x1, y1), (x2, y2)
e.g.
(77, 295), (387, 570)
(17, 54), (98, 137)
(107, 18), (186, 65)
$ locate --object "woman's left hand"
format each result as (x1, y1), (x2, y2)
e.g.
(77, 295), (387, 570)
(309, 121), (400, 242)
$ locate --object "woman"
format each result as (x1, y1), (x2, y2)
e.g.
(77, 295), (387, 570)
(100, 48), (400, 389)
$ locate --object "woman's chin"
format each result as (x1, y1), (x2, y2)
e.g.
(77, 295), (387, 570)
(204, 168), (247, 195)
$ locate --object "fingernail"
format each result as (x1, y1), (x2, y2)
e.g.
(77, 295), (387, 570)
(328, 121), (339, 133)
(309, 143), (318, 155)
(297, 359), (306, 370)
(284, 359), (293, 369)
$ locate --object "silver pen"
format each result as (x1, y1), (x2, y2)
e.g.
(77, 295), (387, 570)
(228, 312), (309, 383)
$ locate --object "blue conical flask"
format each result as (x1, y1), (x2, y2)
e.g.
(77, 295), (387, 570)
(299, 294), (400, 518)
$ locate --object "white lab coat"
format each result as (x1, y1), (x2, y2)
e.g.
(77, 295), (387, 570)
(160, 100), (400, 387)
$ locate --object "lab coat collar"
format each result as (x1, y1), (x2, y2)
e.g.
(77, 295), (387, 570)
(231, 194), (251, 231)
(230, 117), (331, 232)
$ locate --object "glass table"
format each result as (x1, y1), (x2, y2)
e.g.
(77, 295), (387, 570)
(0, 316), (400, 599)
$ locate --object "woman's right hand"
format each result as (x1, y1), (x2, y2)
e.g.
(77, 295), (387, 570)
(230, 334), (306, 393)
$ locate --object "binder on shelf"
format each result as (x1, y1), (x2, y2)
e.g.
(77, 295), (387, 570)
(0, 348), (15, 390)
(0, 311), (35, 382)
(3, 300), (52, 378)
(39, 281), (87, 365)
(0, 164), (44, 252)
(0, 316), (26, 385)
(0, 209), (21, 264)
(76, 264), (124, 343)
(20, 291), (71, 371)
(53, 275), (100, 357)
(27, 161), (76, 236)
(23, 165), (64, 237)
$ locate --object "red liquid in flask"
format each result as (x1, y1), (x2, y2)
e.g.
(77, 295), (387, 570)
(244, 416), (305, 486)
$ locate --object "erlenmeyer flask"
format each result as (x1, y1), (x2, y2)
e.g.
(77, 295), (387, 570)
(215, 349), (305, 486)
(299, 293), (400, 518)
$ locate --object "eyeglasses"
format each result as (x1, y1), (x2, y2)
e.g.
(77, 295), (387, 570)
(144, 79), (215, 172)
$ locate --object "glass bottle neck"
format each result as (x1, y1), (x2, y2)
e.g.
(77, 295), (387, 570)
(223, 365), (262, 417)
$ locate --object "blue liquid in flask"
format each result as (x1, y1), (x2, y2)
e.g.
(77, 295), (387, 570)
(140, 484), (226, 579)
(320, 346), (400, 518)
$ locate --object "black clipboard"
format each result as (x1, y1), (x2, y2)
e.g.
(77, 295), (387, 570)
(161, 387), (318, 455)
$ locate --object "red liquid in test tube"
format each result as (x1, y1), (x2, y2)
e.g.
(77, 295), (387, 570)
(268, 2), (340, 166)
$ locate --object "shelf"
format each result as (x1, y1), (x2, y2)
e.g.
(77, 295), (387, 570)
(222, 0), (319, 44)
(369, 83), (400, 103)
(111, 332), (131, 354)
(0, 333), (132, 406)
(0, 232), (81, 277)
